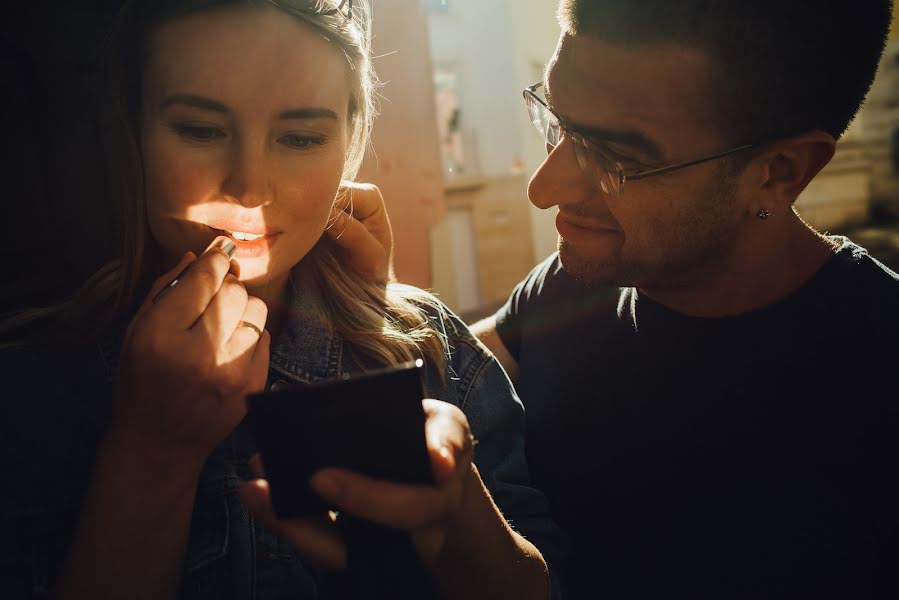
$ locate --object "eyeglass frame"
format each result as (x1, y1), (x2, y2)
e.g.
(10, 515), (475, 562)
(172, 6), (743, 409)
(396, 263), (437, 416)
(524, 82), (759, 195)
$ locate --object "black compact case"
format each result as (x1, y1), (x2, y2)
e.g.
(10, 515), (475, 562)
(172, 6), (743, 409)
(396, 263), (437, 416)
(246, 360), (433, 518)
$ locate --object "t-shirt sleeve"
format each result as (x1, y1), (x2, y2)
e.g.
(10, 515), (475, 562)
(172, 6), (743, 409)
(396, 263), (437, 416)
(494, 253), (562, 361)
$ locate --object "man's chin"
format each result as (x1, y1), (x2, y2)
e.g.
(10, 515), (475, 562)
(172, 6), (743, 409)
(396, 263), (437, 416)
(557, 239), (631, 286)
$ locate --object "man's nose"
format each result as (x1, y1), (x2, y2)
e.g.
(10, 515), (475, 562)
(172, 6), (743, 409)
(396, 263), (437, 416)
(221, 143), (273, 208)
(528, 135), (593, 210)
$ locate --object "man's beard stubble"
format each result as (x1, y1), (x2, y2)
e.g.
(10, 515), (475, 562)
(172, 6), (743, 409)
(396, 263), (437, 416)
(556, 166), (741, 289)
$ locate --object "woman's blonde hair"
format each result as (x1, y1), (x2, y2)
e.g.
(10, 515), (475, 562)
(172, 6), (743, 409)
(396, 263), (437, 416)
(1, 0), (448, 370)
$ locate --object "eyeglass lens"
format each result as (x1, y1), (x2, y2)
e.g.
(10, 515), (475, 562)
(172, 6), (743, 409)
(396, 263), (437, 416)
(525, 92), (620, 194)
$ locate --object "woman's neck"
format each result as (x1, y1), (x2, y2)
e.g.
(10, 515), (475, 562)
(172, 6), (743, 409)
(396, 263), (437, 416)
(246, 273), (291, 340)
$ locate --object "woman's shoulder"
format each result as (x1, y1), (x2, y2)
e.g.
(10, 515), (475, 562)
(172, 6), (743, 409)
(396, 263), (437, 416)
(388, 283), (513, 406)
(388, 283), (478, 344)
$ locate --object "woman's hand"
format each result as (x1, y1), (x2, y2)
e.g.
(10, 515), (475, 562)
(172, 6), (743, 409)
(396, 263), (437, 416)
(111, 237), (271, 466)
(325, 181), (394, 284)
(238, 398), (475, 569)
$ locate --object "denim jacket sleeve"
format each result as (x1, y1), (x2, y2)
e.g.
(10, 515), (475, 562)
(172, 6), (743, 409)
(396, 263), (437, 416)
(417, 299), (570, 599)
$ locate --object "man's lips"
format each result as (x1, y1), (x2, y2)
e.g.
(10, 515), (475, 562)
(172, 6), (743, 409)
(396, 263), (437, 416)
(556, 211), (619, 233)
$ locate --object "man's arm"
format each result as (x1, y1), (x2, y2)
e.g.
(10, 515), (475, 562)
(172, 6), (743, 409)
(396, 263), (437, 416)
(471, 315), (518, 382)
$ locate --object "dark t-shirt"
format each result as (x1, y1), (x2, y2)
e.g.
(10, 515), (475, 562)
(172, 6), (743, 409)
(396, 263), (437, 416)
(496, 238), (899, 599)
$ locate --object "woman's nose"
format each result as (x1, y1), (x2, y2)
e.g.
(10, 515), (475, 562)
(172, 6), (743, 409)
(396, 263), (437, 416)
(221, 144), (273, 208)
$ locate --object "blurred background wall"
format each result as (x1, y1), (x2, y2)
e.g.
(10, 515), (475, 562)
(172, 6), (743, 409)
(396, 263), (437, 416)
(4, 1), (898, 319)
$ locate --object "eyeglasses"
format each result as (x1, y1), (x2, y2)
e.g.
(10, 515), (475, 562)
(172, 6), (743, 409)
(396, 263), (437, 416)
(523, 82), (757, 196)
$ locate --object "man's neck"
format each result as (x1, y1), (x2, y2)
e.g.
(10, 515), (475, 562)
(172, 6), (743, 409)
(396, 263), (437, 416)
(639, 211), (838, 318)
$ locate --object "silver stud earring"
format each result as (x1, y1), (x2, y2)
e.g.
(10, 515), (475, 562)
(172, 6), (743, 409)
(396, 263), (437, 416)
(757, 209), (770, 220)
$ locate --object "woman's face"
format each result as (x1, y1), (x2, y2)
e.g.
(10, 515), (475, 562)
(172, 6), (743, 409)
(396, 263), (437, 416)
(141, 5), (352, 287)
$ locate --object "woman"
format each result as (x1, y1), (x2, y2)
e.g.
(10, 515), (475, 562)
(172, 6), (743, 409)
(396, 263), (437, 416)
(0, 1), (565, 598)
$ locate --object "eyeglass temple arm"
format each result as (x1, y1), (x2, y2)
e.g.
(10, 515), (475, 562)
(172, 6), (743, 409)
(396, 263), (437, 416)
(624, 144), (755, 183)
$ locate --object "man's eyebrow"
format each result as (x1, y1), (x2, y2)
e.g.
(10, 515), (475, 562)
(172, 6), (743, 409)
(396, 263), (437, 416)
(160, 94), (338, 121)
(575, 124), (664, 162)
(543, 85), (664, 161)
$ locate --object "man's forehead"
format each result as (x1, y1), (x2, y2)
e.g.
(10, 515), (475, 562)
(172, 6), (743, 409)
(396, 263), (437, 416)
(546, 33), (716, 145)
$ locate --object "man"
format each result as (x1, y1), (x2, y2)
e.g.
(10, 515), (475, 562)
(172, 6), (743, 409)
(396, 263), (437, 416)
(341, 1), (899, 597)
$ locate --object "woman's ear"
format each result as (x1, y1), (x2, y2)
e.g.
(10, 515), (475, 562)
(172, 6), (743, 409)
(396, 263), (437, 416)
(759, 130), (836, 205)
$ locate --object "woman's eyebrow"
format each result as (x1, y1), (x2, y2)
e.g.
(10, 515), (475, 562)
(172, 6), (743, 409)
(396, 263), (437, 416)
(277, 107), (338, 121)
(160, 93), (228, 113)
(159, 94), (338, 121)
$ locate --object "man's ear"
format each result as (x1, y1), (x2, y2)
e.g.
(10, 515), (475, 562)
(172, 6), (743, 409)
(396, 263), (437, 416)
(759, 130), (836, 205)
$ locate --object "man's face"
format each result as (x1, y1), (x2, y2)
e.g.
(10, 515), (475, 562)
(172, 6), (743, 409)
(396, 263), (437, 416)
(530, 33), (750, 288)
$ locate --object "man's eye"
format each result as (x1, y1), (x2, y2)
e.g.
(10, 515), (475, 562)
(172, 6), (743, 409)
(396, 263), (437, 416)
(175, 125), (225, 142)
(589, 144), (644, 170)
(280, 134), (325, 150)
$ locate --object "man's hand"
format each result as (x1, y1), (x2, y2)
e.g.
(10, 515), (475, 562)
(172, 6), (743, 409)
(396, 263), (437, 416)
(326, 181), (394, 284)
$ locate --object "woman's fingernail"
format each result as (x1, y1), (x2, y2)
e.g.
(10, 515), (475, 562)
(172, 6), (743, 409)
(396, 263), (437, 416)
(311, 472), (342, 499)
(207, 236), (237, 258)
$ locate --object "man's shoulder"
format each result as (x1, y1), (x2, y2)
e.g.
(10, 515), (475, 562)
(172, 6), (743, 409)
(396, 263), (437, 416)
(824, 236), (899, 311)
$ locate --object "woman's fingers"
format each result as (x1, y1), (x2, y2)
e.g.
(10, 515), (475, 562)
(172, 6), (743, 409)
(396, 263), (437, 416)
(238, 479), (347, 570)
(307, 399), (474, 531)
(326, 182), (393, 283)
(195, 274), (249, 347)
(422, 399), (475, 485)
(245, 326), (271, 394)
(310, 468), (451, 531)
(133, 251), (196, 323)
(151, 237), (237, 330)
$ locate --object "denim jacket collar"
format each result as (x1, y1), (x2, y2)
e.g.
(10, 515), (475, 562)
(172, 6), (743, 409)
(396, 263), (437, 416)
(267, 264), (344, 385)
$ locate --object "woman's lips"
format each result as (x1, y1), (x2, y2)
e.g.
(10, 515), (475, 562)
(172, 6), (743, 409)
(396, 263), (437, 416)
(206, 225), (279, 258)
(230, 233), (279, 258)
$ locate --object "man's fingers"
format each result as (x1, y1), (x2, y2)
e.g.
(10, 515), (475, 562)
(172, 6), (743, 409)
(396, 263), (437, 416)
(310, 468), (449, 530)
(238, 479), (347, 569)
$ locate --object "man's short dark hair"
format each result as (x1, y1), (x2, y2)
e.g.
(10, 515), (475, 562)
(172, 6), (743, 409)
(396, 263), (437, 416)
(558, 1), (894, 144)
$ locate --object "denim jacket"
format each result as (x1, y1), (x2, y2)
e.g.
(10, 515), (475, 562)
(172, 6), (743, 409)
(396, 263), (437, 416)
(1, 268), (567, 599)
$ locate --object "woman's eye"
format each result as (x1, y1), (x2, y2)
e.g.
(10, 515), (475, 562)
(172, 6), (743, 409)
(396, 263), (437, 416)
(280, 134), (324, 150)
(175, 125), (225, 142)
